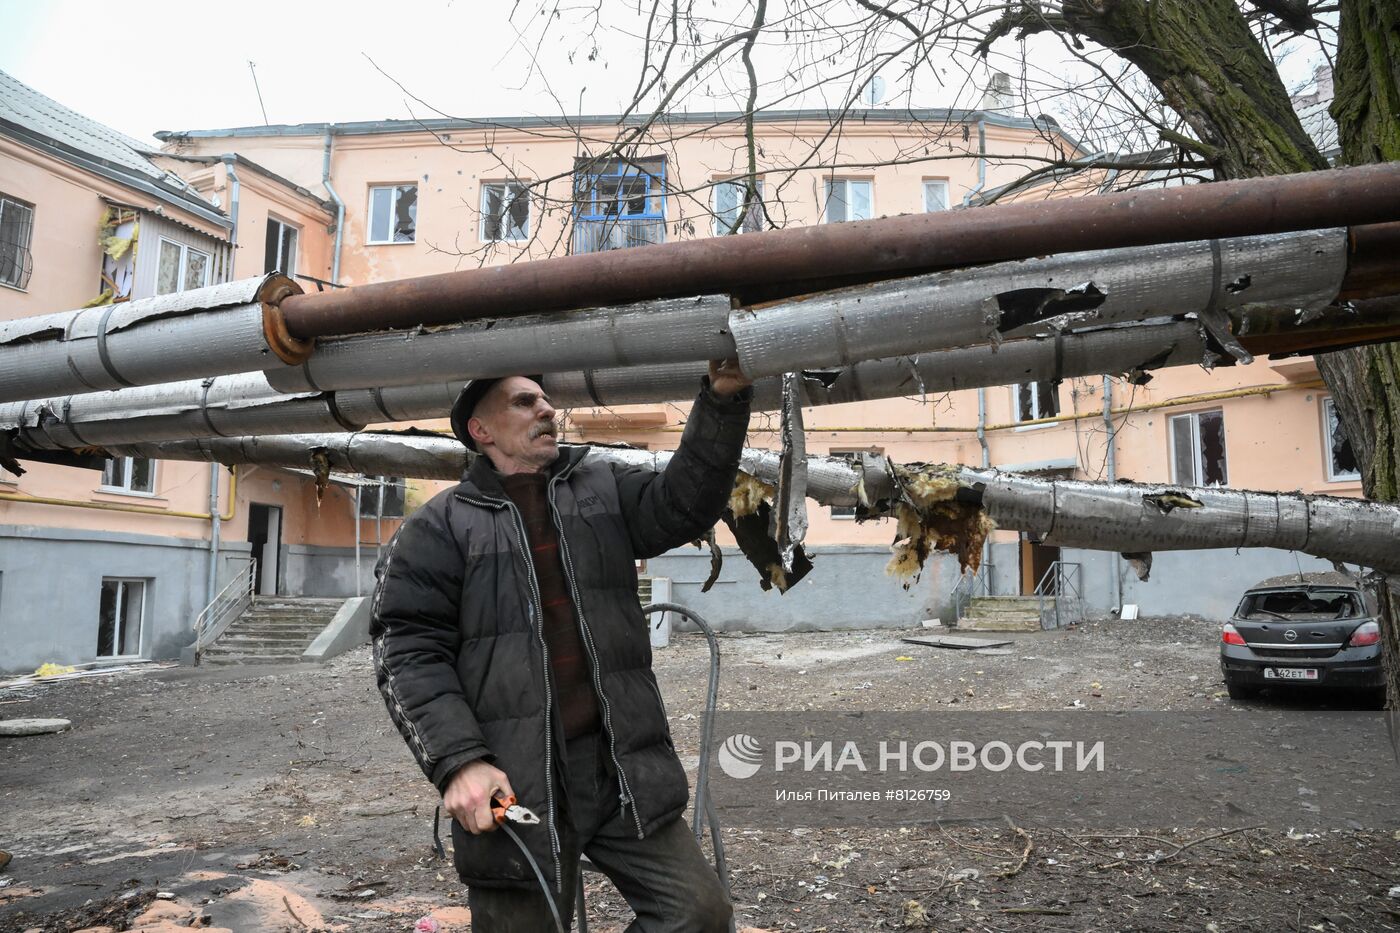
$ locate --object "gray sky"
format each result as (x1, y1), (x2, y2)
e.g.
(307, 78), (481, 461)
(0, 0), (1325, 148)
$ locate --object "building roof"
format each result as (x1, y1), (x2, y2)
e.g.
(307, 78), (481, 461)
(154, 107), (1079, 145)
(0, 69), (230, 230)
(157, 152), (337, 214)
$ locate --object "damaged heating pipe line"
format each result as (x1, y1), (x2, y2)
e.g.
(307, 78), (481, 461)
(7, 297), (1400, 455)
(261, 227), (1360, 394)
(271, 163), (1400, 338)
(92, 433), (1400, 579)
(0, 209), (1397, 407)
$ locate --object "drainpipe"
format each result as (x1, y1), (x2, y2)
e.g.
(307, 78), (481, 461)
(205, 465), (222, 610)
(219, 156), (241, 275)
(962, 118), (988, 207)
(1103, 375), (1123, 613)
(353, 485), (362, 596)
(976, 387), (994, 593)
(322, 128), (345, 285)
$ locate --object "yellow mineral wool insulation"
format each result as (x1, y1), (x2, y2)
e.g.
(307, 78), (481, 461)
(729, 471), (774, 518)
(885, 464), (994, 586)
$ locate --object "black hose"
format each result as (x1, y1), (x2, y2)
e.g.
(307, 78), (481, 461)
(433, 808), (565, 933)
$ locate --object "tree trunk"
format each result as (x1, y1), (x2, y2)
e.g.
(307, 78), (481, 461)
(1317, 0), (1400, 707)
(1058, 0), (1329, 176)
(1051, 0), (1398, 706)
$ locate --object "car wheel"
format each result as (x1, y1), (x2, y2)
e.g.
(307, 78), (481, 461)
(1226, 680), (1260, 701)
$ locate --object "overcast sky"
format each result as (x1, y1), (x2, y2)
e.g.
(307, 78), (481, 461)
(0, 0), (1325, 147)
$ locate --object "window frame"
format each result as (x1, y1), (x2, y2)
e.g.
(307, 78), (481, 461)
(823, 178), (873, 224)
(358, 475), (407, 518)
(1322, 396), (1361, 483)
(1011, 381), (1061, 428)
(923, 178), (950, 213)
(574, 159), (667, 222)
(712, 177), (765, 235)
(367, 184), (419, 245)
(1169, 408), (1229, 487)
(0, 193), (36, 291)
(264, 215), (299, 276)
(100, 456), (157, 496)
(97, 578), (146, 659)
(480, 182), (531, 242)
(154, 236), (211, 295)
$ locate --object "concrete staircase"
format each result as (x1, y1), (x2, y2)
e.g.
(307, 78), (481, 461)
(200, 597), (346, 665)
(958, 596), (1046, 632)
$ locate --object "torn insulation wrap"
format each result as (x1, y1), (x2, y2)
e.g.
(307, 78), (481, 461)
(885, 464), (995, 587)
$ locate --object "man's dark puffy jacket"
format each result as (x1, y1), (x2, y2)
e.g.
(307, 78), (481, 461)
(371, 384), (750, 890)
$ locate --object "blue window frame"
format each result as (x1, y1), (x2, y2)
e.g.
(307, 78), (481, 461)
(573, 156), (666, 221)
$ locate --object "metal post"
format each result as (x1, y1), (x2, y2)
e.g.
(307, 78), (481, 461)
(1103, 376), (1123, 613)
(354, 484), (363, 597)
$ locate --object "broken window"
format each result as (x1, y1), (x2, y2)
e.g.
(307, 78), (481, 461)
(1013, 381), (1060, 423)
(923, 179), (949, 212)
(713, 178), (764, 234)
(155, 238), (210, 295)
(98, 579), (145, 658)
(828, 449), (878, 519)
(0, 193), (35, 290)
(824, 178), (872, 223)
(1323, 397), (1360, 482)
(1170, 409), (1228, 486)
(102, 456), (156, 494)
(368, 184), (418, 244)
(481, 182), (530, 242)
(359, 476), (406, 518)
(264, 217), (299, 276)
(572, 157), (665, 253)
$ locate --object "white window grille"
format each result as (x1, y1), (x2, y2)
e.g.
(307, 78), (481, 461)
(923, 179), (949, 212)
(0, 194), (35, 290)
(265, 217), (299, 275)
(713, 178), (764, 234)
(1012, 381), (1061, 424)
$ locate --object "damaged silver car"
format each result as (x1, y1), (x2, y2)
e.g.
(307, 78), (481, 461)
(1219, 572), (1385, 708)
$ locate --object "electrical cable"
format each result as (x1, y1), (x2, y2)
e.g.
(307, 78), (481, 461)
(432, 806), (565, 933)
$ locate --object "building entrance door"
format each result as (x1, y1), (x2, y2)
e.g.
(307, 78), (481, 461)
(1020, 536), (1060, 595)
(248, 503), (283, 596)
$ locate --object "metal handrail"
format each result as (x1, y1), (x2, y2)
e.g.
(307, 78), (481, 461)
(1034, 561), (1084, 629)
(193, 558), (257, 663)
(951, 567), (989, 625)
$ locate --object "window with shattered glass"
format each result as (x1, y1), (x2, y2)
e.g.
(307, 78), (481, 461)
(368, 184), (418, 243)
(359, 476), (407, 518)
(572, 157), (666, 253)
(1013, 381), (1060, 423)
(98, 578), (144, 658)
(1323, 397), (1360, 482)
(713, 178), (764, 234)
(1169, 409), (1228, 486)
(264, 217), (299, 275)
(0, 193), (35, 289)
(480, 183), (530, 241)
(102, 456), (156, 494)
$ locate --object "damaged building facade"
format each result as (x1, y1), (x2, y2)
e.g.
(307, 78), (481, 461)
(0, 67), (1361, 670)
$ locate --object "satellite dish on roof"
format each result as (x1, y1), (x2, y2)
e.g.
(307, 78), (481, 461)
(861, 76), (886, 107)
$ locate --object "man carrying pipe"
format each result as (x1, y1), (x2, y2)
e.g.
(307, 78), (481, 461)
(370, 360), (752, 931)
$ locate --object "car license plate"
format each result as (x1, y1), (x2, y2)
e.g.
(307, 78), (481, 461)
(1264, 668), (1318, 680)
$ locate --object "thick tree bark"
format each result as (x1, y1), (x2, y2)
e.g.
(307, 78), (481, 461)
(1316, 0), (1400, 707)
(997, 0), (1398, 706)
(986, 0), (1329, 176)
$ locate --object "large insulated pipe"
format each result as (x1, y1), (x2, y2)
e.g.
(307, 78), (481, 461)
(273, 162), (1400, 338)
(0, 275), (311, 405)
(14, 296), (1400, 450)
(263, 228), (1347, 394)
(103, 433), (1400, 575)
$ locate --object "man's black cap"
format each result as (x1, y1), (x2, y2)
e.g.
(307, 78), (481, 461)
(449, 376), (543, 451)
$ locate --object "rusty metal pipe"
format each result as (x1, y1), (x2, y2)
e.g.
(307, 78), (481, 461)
(277, 163), (1400, 339)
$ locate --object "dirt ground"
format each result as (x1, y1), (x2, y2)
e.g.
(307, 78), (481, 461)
(3, 615), (1399, 932)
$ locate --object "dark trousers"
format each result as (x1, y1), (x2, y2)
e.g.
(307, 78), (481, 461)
(467, 731), (732, 933)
